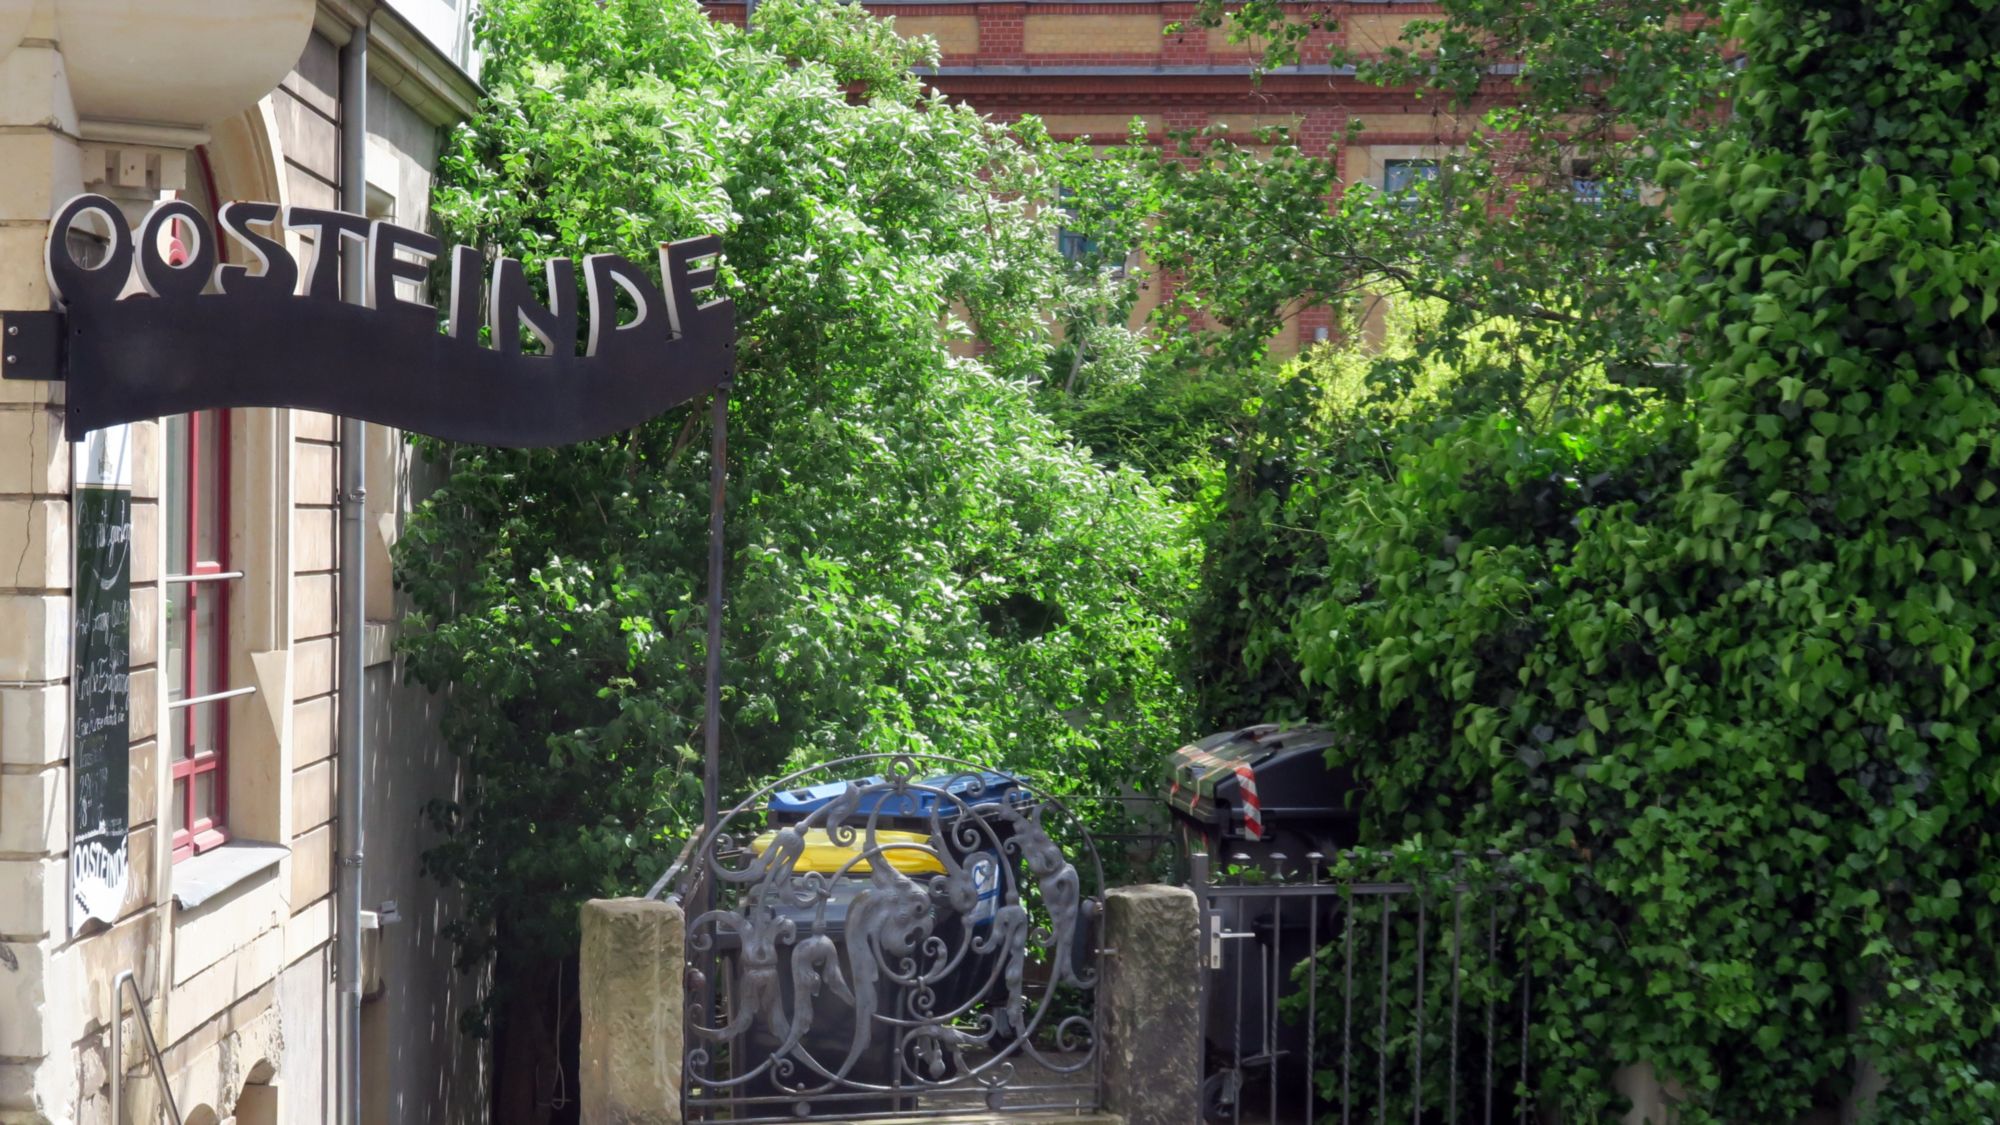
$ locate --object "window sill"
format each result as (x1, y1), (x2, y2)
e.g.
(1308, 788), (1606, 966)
(171, 840), (289, 911)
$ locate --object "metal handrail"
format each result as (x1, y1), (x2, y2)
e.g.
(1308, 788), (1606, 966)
(109, 970), (183, 1125)
(165, 684), (257, 712)
(162, 571), (245, 585)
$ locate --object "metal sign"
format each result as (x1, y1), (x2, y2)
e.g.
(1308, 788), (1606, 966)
(4, 193), (735, 445)
(0, 193), (743, 934)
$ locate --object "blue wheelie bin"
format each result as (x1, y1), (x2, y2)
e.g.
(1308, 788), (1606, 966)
(767, 770), (1034, 1021)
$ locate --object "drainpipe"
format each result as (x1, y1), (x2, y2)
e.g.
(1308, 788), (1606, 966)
(336, 18), (370, 1125)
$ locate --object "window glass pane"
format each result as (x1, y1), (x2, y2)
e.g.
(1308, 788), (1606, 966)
(173, 780), (188, 837)
(1384, 159), (1439, 194)
(1572, 162), (1604, 205)
(164, 415), (189, 573)
(1056, 185), (1115, 264)
(165, 582), (188, 707)
(194, 771), (218, 828)
(193, 697), (220, 760)
(192, 588), (220, 698)
(194, 412), (223, 567)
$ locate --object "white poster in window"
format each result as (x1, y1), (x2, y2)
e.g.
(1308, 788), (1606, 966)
(70, 423), (133, 933)
(75, 423), (131, 488)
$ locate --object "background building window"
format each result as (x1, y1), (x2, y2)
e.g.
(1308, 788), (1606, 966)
(1383, 158), (1440, 206)
(1572, 160), (1604, 205)
(165, 409), (244, 861)
(1057, 227), (1099, 262)
(1056, 187), (1100, 263)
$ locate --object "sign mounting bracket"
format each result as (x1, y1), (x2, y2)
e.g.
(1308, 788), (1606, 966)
(2, 309), (64, 383)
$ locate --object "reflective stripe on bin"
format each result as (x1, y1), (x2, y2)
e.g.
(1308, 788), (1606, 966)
(747, 828), (946, 874)
(968, 853), (1001, 926)
(1234, 763), (1263, 840)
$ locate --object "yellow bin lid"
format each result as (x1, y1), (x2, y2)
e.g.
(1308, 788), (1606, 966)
(749, 828), (946, 875)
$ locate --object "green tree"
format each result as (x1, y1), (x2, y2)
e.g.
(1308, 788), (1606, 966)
(395, 1), (1194, 1115)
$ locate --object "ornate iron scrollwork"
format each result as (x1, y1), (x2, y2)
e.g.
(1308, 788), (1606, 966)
(663, 754), (1105, 1121)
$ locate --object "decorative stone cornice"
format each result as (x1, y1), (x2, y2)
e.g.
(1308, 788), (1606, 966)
(33, 0), (317, 131)
(77, 120), (209, 149)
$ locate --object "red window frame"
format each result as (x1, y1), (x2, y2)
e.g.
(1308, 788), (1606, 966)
(169, 408), (233, 862)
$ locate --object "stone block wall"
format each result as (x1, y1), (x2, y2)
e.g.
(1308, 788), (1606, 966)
(0, 8), (485, 1123)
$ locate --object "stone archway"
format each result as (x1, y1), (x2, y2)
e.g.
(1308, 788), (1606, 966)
(234, 1056), (280, 1125)
(200, 101), (289, 213)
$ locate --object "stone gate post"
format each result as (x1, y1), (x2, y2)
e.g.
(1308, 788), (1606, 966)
(1101, 884), (1201, 1125)
(580, 897), (686, 1125)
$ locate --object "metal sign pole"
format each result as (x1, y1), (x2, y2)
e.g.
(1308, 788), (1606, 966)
(698, 387), (730, 1092)
(703, 386), (729, 833)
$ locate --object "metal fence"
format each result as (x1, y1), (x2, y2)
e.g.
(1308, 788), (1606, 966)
(1192, 851), (1535, 1125)
(659, 754), (1106, 1122)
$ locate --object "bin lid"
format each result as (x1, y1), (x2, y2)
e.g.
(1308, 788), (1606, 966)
(748, 828), (948, 875)
(1163, 725), (1337, 825)
(766, 770), (1031, 821)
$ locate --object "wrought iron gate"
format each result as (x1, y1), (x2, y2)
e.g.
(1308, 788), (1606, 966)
(1192, 851), (1537, 1125)
(656, 754), (1106, 1121)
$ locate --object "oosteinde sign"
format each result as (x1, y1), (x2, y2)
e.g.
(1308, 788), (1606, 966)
(0, 193), (737, 933)
(22, 192), (735, 444)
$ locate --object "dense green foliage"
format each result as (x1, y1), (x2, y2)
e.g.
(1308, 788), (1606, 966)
(395, 0), (2000, 1116)
(1168, 0), (2000, 1118)
(394, 0), (1194, 1073)
(1152, 0), (1730, 729)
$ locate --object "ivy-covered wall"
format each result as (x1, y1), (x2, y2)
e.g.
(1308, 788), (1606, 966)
(1263, 1), (2000, 1118)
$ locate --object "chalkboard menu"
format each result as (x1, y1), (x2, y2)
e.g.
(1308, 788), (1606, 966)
(71, 425), (131, 933)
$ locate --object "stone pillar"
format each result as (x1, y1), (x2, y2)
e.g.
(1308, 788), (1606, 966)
(1101, 884), (1201, 1125)
(1615, 1062), (1680, 1125)
(0, 17), (86, 1121)
(579, 898), (685, 1125)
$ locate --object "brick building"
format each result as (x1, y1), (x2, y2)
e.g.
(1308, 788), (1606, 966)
(715, 0), (1483, 354)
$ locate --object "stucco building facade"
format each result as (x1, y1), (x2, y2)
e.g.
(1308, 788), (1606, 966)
(0, 2), (483, 1122)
